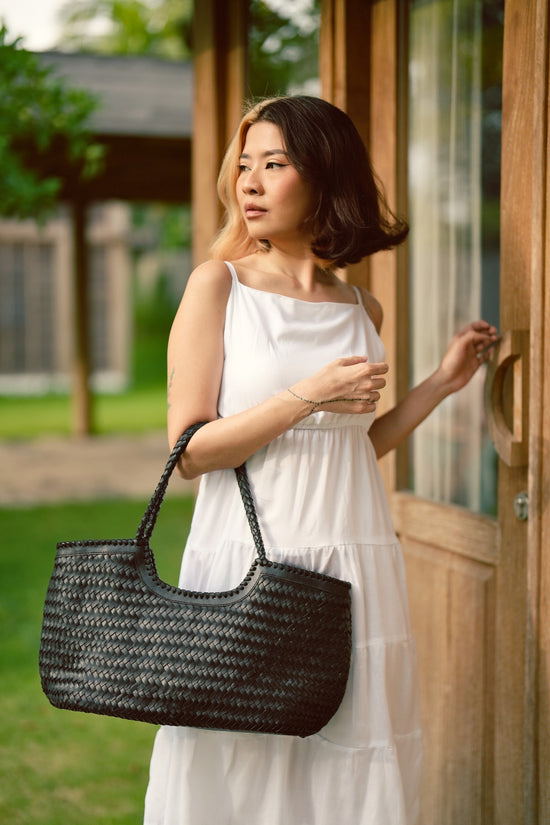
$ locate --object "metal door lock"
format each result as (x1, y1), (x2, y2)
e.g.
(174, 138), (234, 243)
(513, 491), (529, 521)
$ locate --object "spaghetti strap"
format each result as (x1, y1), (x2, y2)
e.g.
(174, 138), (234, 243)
(352, 284), (380, 331)
(224, 260), (239, 284)
(352, 285), (364, 308)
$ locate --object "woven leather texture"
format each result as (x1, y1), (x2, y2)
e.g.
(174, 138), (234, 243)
(39, 423), (352, 737)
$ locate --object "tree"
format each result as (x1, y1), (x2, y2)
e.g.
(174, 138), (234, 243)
(58, 0), (193, 59)
(57, 0), (320, 96)
(248, 0), (321, 97)
(0, 25), (102, 220)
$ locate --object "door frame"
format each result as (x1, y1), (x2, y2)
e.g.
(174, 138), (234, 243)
(319, 0), (550, 821)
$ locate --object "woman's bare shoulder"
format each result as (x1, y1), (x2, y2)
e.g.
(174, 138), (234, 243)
(185, 259), (233, 294)
(358, 286), (384, 332)
(172, 260), (232, 327)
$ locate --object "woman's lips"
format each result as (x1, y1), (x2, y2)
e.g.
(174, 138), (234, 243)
(244, 203), (267, 218)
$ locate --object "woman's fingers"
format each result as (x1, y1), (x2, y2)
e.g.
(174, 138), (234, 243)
(337, 360), (388, 402)
(448, 322), (499, 363)
(436, 320), (500, 392)
(292, 357), (389, 413)
(456, 321), (498, 346)
(337, 355), (369, 366)
(337, 356), (388, 372)
(461, 319), (497, 334)
(342, 361), (387, 395)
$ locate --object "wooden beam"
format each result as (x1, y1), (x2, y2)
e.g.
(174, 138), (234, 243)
(17, 134), (191, 205)
(192, 0), (247, 266)
(320, 0), (408, 494)
(525, 1), (550, 822)
(71, 200), (93, 437)
(493, 1), (537, 821)
(320, 0), (371, 289)
(366, 0), (409, 496)
(64, 136), (191, 203)
(492, 0), (550, 821)
(320, 0), (370, 139)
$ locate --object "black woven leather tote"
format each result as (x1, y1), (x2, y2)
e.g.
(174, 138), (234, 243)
(39, 422), (352, 737)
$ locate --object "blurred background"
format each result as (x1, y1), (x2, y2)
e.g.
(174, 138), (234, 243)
(0, 0), (320, 441)
(0, 3), (320, 822)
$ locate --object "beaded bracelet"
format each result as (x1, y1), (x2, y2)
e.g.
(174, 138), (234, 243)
(287, 388), (373, 415)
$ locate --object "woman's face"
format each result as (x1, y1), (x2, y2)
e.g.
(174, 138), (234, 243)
(236, 121), (315, 245)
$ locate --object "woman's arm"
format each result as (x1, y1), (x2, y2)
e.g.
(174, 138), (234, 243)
(167, 259), (307, 477)
(369, 320), (499, 458)
(167, 261), (388, 478)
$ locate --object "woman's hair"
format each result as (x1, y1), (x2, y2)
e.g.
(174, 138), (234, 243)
(210, 95), (408, 267)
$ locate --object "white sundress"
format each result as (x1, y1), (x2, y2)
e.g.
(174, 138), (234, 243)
(144, 261), (422, 825)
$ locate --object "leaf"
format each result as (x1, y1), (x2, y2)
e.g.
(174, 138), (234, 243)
(0, 24), (101, 219)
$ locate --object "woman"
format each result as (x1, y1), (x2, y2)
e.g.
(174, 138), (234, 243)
(144, 96), (497, 825)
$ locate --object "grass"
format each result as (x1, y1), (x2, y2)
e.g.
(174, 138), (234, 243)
(0, 385), (167, 439)
(0, 270), (180, 441)
(0, 300), (173, 441)
(0, 496), (195, 825)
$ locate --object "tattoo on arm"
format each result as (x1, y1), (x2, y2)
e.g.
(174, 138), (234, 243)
(167, 366), (175, 411)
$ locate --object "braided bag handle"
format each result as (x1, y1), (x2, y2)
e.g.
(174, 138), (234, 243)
(233, 463), (267, 563)
(135, 422), (268, 564)
(136, 422), (206, 542)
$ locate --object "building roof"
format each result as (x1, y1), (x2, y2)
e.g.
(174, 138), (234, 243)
(38, 52), (192, 139)
(29, 52), (193, 202)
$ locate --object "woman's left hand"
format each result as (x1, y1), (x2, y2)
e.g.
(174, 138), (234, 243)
(369, 320), (499, 458)
(436, 320), (499, 395)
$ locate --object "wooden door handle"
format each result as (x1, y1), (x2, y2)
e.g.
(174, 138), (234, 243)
(484, 329), (529, 467)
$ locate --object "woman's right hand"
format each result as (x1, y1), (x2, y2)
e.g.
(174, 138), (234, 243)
(289, 356), (389, 415)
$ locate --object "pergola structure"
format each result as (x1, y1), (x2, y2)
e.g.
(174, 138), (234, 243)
(38, 52), (193, 203)
(31, 1), (368, 437)
(32, 51), (193, 434)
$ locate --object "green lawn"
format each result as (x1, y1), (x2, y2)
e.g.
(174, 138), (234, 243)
(0, 496), (194, 824)
(0, 385), (168, 440)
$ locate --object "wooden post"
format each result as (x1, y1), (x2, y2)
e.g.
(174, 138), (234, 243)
(498, 1), (550, 822)
(320, 0), (408, 493)
(71, 199), (92, 436)
(531, 3), (550, 819)
(192, 0), (247, 266)
(368, 1), (409, 494)
(320, 0), (371, 289)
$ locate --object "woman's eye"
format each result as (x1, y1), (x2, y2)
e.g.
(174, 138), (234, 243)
(238, 164), (248, 173)
(266, 161), (284, 169)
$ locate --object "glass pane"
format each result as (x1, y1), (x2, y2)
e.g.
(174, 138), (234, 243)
(407, 0), (504, 514)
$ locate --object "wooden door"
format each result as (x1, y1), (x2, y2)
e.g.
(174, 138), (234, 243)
(321, 0), (550, 822)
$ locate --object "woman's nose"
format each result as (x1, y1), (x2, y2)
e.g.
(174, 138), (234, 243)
(241, 172), (263, 195)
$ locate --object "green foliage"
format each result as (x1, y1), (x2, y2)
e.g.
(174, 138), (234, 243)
(132, 203), (192, 250)
(0, 496), (194, 824)
(58, 0), (193, 59)
(248, 0), (321, 97)
(134, 273), (178, 334)
(157, 204), (192, 249)
(58, 0), (319, 95)
(130, 205), (190, 387)
(133, 275), (178, 387)
(0, 25), (102, 220)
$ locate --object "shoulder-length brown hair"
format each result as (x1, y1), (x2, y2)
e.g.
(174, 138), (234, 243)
(210, 96), (408, 267)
